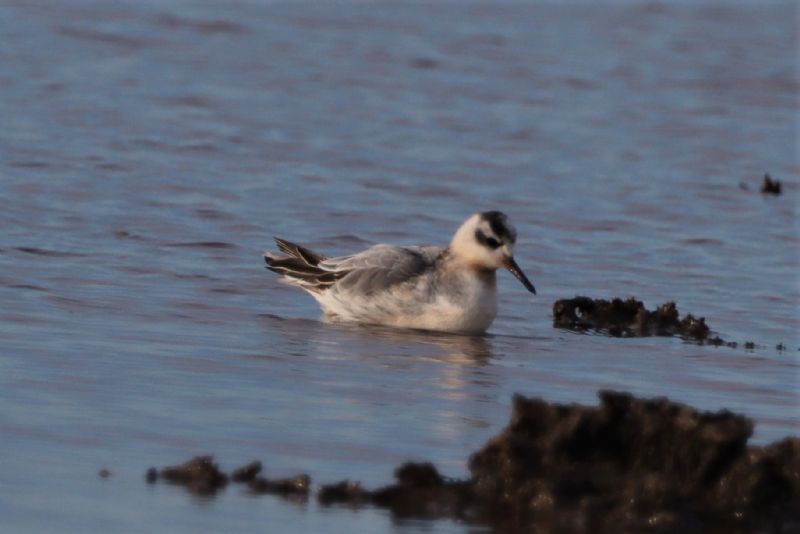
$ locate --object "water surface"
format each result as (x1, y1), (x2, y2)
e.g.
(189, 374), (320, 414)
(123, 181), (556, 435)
(0, 1), (797, 532)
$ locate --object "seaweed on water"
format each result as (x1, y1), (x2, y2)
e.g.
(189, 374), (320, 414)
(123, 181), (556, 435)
(247, 474), (311, 498)
(144, 392), (800, 531)
(146, 455), (228, 496)
(552, 296), (711, 340)
(230, 460), (262, 483)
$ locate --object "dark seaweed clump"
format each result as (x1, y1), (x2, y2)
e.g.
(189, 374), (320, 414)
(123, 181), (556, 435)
(146, 455), (228, 496)
(322, 462), (475, 520)
(145, 393), (799, 531)
(319, 392), (799, 531)
(553, 296), (712, 340)
(247, 473), (311, 500)
(230, 460), (262, 482)
(147, 457), (311, 499)
(464, 392), (799, 531)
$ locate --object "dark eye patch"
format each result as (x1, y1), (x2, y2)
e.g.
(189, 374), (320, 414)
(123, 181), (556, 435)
(475, 229), (502, 249)
(481, 211), (516, 244)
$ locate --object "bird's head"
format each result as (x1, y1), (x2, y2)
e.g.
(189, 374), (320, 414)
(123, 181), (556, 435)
(449, 211), (536, 294)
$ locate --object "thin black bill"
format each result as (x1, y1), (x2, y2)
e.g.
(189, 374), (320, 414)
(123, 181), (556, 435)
(504, 258), (536, 295)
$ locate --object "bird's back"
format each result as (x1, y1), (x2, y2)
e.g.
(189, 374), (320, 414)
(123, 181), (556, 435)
(321, 244), (443, 294)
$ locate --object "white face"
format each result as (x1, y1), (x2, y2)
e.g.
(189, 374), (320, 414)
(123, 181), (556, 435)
(449, 212), (536, 294)
(450, 213), (514, 269)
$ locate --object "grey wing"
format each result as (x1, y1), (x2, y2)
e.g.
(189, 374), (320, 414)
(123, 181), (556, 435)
(320, 245), (443, 295)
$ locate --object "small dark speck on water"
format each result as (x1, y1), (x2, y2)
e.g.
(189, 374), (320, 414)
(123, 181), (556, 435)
(154, 13), (248, 35)
(145, 468), (158, 484)
(410, 57), (439, 69)
(99, 469), (111, 478)
(114, 230), (147, 241)
(760, 173), (782, 195)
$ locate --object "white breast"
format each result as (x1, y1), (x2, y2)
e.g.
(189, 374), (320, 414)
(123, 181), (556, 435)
(402, 293), (497, 334)
(383, 269), (498, 334)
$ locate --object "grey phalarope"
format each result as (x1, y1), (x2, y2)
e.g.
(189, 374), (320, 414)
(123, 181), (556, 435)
(263, 211), (536, 334)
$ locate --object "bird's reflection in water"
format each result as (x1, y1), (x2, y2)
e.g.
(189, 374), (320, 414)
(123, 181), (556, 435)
(258, 314), (500, 444)
(258, 314), (500, 405)
(261, 313), (494, 365)
(345, 323), (494, 365)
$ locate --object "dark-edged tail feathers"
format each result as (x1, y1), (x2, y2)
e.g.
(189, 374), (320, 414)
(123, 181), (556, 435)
(264, 238), (345, 292)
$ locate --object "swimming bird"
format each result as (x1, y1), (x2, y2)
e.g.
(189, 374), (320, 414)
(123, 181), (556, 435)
(263, 211), (536, 334)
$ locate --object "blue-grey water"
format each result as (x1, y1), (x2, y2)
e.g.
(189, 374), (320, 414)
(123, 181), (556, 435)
(0, 1), (797, 532)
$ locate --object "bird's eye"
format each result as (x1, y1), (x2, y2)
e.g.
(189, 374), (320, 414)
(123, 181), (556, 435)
(486, 237), (501, 249)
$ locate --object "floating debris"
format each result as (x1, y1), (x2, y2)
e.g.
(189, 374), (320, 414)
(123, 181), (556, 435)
(760, 173), (782, 195)
(98, 468), (111, 478)
(552, 296), (710, 340)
